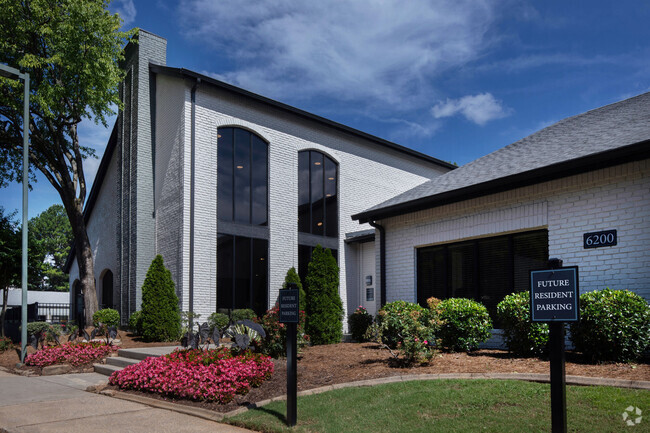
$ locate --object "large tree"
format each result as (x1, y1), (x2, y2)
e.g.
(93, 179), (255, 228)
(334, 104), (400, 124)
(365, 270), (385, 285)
(29, 204), (72, 291)
(0, 0), (132, 325)
(0, 207), (21, 338)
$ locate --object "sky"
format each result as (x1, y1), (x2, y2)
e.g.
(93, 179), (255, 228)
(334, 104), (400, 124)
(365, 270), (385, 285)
(2, 0), (650, 219)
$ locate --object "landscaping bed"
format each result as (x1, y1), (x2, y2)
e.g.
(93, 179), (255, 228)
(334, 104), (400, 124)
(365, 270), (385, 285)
(105, 342), (650, 414)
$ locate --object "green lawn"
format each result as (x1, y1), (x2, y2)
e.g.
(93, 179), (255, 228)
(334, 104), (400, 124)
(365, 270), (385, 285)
(226, 379), (649, 433)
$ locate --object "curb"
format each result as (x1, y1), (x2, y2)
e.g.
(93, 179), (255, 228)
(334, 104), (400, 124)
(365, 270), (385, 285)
(99, 373), (650, 422)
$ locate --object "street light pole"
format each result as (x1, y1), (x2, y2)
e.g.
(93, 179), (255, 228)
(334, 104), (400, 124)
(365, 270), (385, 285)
(0, 64), (30, 363)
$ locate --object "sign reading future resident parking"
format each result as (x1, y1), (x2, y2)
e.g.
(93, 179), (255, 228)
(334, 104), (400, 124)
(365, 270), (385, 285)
(279, 289), (300, 323)
(530, 267), (579, 322)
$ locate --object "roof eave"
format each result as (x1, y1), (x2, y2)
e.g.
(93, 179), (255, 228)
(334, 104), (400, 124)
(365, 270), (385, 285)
(353, 139), (650, 223)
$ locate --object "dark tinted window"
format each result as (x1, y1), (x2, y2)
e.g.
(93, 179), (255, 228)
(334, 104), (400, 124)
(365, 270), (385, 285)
(218, 127), (268, 226)
(298, 150), (338, 237)
(217, 234), (268, 317)
(417, 230), (548, 323)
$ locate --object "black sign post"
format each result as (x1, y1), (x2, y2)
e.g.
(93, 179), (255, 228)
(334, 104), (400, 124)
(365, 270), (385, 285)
(530, 259), (579, 433)
(279, 284), (299, 427)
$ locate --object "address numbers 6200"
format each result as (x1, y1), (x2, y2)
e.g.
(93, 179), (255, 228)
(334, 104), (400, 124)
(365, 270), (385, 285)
(583, 230), (617, 249)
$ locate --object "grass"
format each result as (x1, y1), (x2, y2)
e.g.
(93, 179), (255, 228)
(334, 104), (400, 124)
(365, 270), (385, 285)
(225, 379), (649, 433)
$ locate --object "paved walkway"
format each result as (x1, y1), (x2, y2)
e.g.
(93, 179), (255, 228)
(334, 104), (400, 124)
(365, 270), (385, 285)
(0, 370), (253, 433)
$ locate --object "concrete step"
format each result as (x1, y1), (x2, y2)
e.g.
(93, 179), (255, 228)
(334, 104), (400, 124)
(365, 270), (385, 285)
(105, 356), (140, 368)
(93, 363), (122, 376)
(117, 346), (183, 361)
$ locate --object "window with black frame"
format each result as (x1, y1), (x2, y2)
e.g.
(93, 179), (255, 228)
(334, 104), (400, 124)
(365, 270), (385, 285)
(416, 230), (548, 324)
(217, 127), (269, 316)
(297, 150), (338, 283)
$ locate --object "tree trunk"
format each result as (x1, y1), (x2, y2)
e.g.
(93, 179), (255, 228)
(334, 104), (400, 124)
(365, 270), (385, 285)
(69, 209), (98, 328)
(0, 288), (7, 338)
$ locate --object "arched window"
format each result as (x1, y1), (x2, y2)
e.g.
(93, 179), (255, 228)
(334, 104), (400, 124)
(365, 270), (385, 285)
(217, 127), (269, 316)
(101, 270), (114, 310)
(297, 150), (339, 282)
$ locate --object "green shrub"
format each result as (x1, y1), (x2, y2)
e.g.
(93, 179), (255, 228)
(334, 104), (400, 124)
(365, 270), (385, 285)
(128, 310), (143, 335)
(140, 255), (181, 342)
(375, 300), (437, 364)
(377, 301), (433, 349)
(283, 267), (307, 313)
(436, 298), (492, 352)
(305, 245), (343, 345)
(259, 306), (309, 358)
(92, 308), (120, 328)
(497, 292), (549, 356)
(0, 336), (13, 352)
(26, 322), (54, 337)
(348, 306), (373, 342)
(231, 309), (256, 322)
(208, 312), (230, 332)
(570, 289), (650, 362)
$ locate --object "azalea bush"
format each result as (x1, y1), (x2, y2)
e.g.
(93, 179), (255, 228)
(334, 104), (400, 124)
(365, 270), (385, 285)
(497, 291), (549, 356)
(109, 348), (274, 404)
(258, 306), (308, 358)
(570, 289), (650, 362)
(435, 298), (492, 352)
(24, 341), (118, 367)
(0, 336), (13, 352)
(348, 306), (373, 342)
(374, 300), (438, 364)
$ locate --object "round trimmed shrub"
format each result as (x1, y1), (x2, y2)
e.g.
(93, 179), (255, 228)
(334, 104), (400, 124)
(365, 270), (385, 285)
(128, 310), (143, 335)
(92, 308), (120, 328)
(377, 300), (434, 349)
(497, 292), (549, 356)
(140, 255), (181, 342)
(25, 322), (53, 337)
(208, 312), (230, 332)
(569, 289), (650, 362)
(437, 298), (492, 352)
(348, 306), (373, 342)
(231, 309), (256, 323)
(305, 245), (343, 345)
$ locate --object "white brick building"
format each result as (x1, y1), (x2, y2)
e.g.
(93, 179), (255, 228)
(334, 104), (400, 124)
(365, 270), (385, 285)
(353, 92), (650, 320)
(65, 30), (453, 325)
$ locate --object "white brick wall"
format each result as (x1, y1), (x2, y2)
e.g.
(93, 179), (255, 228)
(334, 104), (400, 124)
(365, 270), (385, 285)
(157, 78), (449, 319)
(380, 159), (650, 303)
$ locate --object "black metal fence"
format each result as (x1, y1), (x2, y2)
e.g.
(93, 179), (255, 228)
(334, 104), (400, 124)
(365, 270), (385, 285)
(2, 302), (70, 343)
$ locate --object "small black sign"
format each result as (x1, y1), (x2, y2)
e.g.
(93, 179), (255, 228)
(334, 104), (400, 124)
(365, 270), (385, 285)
(583, 230), (617, 249)
(279, 289), (299, 323)
(530, 267), (579, 322)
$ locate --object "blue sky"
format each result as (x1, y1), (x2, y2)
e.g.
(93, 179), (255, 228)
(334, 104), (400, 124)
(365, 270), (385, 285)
(2, 0), (650, 219)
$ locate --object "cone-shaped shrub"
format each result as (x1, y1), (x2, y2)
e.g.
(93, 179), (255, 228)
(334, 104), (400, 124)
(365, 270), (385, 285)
(305, 245), (343, 345)
(141, 255), (181, 342)
(283, 267), (306, 313)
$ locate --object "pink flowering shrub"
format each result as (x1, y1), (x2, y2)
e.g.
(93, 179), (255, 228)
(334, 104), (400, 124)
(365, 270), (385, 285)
(25, 342), (118, 367)
(109, 348), (274, 404)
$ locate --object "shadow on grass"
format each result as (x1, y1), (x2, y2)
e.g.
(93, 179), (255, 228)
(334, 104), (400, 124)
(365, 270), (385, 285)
(248, 405), (287, 424)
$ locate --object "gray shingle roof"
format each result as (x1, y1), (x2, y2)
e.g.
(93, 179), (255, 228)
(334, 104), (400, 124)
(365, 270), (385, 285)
(354, 92), (650, 222)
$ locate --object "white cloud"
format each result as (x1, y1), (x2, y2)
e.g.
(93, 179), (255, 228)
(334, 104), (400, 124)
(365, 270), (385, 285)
(431, 93), (511, 125)
(178, 0), (498, 110)
(114, 0), (137, 26)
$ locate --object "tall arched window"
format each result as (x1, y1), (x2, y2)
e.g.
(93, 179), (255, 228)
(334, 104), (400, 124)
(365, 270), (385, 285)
(297, 150), (339, 282)
(217, 127), (269, 316)
(101, 270), (114, 309)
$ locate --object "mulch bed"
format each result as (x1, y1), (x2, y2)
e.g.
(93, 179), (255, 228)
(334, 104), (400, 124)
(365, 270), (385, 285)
(104, 342), (650, 414)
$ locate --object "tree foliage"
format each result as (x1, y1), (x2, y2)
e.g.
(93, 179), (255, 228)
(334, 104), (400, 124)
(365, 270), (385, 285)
(0, 0), (134, 324)
(305, 245), (343, 345)
(282, 267), (306, 313)
(28, 204), (72, 291)
(140, 255), (181, 342)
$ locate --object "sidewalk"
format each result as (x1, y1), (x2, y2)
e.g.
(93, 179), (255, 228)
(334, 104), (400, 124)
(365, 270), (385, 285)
(0, 370), (253, 433)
